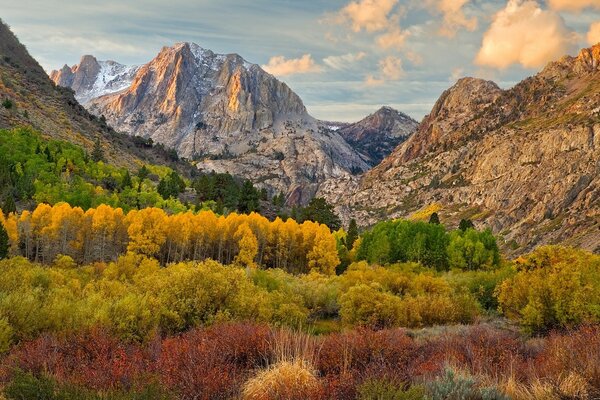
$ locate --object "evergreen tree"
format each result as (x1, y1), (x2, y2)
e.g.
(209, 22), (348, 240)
(0, 224), (8, 260)
(300, 198), (342, 231)
(459, 218), (475, 231)
(346, 218), (359, 250)
(91, 137), (104, 162)
(238, 180), (260, 213)
(429, 212), (441, 224)
(121, 170), (132, 190)
(44, 146), (52, 162)
(157, 171), (186, 200)
(2, 195), (16, 215)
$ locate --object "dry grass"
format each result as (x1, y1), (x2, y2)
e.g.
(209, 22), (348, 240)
(270, 327), (319, 365)
(241, 359), (321, 400)
(557, 372), (590, 399)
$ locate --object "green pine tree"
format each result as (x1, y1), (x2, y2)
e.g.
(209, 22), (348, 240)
(91, 137), (104, 162)
(0, 224), (9, 260)
(346, 218), (359, 250)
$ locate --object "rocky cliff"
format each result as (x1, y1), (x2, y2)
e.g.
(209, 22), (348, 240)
(51, 43), (396, 203)
(320, 44), (600, 255)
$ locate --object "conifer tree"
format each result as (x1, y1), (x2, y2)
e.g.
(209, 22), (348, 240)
(346, 218), (359, 250)
(91, 137), (104, 162)
(0, 224), (8, 259)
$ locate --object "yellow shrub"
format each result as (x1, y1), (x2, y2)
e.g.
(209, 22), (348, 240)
(242, 359), (321, 400)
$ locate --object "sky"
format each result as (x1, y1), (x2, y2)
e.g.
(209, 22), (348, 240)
(1, 0), (599, 122)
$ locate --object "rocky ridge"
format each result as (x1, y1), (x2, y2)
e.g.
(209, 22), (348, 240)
(320, 44), (600, 254)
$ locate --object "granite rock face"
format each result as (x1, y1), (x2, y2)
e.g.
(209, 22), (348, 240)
(320, 45), (600, 255)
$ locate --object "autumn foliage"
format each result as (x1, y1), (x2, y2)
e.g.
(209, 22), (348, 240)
(1, 202), (339, 274)
(2, 323), (600, 399)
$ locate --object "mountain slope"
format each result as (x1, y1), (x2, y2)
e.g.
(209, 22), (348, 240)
(320, 44), (600, 254)
(0, 20), (189, 172)
(337, 106), (418, 166)
(50, 43), (398, 203)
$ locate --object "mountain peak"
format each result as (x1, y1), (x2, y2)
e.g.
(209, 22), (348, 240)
(338, 106), (418, 166)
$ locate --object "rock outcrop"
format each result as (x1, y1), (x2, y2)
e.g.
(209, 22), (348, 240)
(320, 44), (600, 255)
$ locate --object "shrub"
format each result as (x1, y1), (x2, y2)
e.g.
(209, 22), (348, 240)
(426, 367), (509, 400)
(3, 370), (55, 400)
(497, 246), (600, 334)
(241, 359), (321, 400)
(2, 99), (13, 109)
(357, 379), (426, 400)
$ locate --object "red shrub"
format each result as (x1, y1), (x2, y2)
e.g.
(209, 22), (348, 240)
(158, 322), (271, 399)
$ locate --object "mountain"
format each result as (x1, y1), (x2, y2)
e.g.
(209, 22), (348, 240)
(49, 55), (140, 104)
(51, 44), (416, 203)
(336, 106), (418, 166)
(320, 44), (600, 255)
(0, 20), (189, 172)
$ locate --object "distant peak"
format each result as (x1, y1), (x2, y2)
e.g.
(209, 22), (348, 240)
(79, 54), (98, 64)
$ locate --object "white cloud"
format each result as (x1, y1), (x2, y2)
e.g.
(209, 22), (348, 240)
(475, 0), (578, 69)
(262, 54), (322, 76)
(547, 0), (600, 11)
(338, 0), (399, 32)
(380, 55), (404, 79)
(587, 21), (600, 45)
(323, 52), (367, 70)
(425, 0), (477, 37)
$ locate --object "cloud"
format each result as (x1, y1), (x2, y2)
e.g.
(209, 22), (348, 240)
(364, 74), (385, 86)
(405, 50), (424, 65)
(475, 0), (578, 69)
(380, 55), (404, 79)
(323, 52), (367, 70)
(547, 0), (600, 11)
(262, 54), (322, 76)
(364, 55), (404, 85)
(377, 26), (410, 49)
(337, 0), (398, 32)
(450, 67), (465, 81)
(588, 21), (600, 45)
(425, 0), (477, 37)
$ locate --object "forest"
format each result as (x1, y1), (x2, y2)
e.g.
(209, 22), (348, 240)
(0, 129), (599, 399)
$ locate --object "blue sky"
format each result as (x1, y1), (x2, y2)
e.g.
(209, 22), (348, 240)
(2, 0), (599, 121)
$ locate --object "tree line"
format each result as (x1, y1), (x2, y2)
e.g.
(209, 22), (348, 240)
(0, 203), (339, 274)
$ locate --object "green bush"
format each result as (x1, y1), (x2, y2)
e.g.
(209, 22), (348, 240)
(357, 378), (426, 400)
(426, 367), (509, 400)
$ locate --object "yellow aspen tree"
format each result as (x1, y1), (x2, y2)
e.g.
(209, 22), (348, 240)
(30, 203), (53, 262)
(18, 210), (33, 259)
(125, 208), (168, 257)
(88, 204), (125, 262)
(246, 212), (269, 265)
(306, 224), (340, 275)
(234, 223), (258, 269)
(4, 212), (19, 255)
